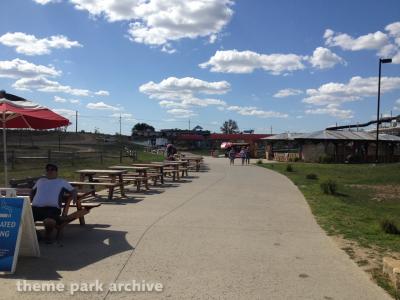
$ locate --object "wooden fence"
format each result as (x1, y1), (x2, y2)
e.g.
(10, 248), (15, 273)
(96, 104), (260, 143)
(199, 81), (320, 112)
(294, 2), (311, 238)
(1, 147), (137, 168)
(273, 152), (300, 162)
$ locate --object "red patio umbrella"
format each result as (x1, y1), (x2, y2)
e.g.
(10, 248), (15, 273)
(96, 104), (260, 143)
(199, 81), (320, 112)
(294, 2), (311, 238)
(0, 90), (70, 186)
(220, 142), (232, 149)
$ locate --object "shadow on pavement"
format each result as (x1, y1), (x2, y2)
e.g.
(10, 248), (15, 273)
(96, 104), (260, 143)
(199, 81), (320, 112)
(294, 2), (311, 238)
(0, 224), (133, 280)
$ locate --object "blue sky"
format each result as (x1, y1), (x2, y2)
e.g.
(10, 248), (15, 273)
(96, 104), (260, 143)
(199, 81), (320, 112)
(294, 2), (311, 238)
(0, 0), (399, 135)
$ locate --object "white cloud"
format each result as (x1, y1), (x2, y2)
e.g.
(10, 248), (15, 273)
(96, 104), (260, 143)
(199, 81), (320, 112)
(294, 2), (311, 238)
(394, 99), (400, 111)
(54, 96), (67, 103)
(53, 108), (76, 118)
(0, 32), (82, 56)
(111, 113), (133, 118)
(324, 22), (400, 64)
(95, 90), (110, 96)
(140, 76), (230, 96)
(324, 28), (389, 51)
(305, 104), (354, 119)
(0, 58), (61, 78)
(392, 51), (400, 64)
(273, 88), (303, 98)
(166, 108), (197, 118)
(385, 22), (400, 39)
(68, 0), (234, 51)
(308, 47), (345, 69)
(69, 99), (80, 104)
(303, 76), (400, 106)
(159, 100), (187, 108)
(140, 76), (229, 112)
(13, 76), (91, 96)
(199, 49), (306, 75)
(33, 0), (60, 4)
(110, 112), (136, 121)
(227, 105), (288, 118)
(161, 44), (177, 54)
(87, 101), (119, 111)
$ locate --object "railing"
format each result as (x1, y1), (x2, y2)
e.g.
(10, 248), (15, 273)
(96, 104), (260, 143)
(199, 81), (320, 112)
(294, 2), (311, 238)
(0, 148), (137, 168)
(273, 152), (300, 162)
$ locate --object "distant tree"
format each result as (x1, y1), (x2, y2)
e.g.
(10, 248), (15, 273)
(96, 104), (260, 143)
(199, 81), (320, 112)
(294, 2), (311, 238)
(132, 123), (155, 135)
(193, 125), (203, 131)
(220, 119), (239, 134)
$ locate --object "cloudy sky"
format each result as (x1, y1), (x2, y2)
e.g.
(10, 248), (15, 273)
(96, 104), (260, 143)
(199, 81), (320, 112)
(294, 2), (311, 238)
(0, 0), (400, 134)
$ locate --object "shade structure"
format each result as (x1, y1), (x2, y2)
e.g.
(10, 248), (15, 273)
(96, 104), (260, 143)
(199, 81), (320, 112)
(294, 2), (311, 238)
(1, 92), (70, 186)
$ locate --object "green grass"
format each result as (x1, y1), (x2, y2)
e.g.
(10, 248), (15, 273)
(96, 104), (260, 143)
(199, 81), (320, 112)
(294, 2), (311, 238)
(1, 144), (164, 183)
(260, 162), (400, 252)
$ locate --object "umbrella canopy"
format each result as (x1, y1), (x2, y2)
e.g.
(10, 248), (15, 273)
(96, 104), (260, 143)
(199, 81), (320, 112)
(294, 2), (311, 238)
(1, 91), (70, 186)
(220, 142), (232, 149)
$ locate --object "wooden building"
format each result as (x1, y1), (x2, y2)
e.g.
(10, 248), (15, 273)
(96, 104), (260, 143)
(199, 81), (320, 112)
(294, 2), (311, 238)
(262, 130), (400, 163)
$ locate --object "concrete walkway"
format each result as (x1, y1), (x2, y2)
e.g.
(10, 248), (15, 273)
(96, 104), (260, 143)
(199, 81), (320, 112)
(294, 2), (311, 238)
(0, 157), (392, 299)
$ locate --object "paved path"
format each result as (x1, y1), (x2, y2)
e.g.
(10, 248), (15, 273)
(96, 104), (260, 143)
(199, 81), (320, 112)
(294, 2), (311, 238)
(0, 157), (391, 299)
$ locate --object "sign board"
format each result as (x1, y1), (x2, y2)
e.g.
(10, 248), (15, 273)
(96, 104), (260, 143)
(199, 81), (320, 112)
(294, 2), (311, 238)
(0, 190), (40, 274)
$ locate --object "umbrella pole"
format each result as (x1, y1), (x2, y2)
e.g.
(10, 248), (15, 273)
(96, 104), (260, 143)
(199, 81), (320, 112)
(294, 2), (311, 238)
(2, 114), (7, 187)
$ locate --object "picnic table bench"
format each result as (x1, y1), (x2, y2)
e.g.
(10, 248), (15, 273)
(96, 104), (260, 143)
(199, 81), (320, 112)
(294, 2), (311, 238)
(132, 163), (165, 184)
(160, 161), (189, 180)
(76, 169), (127, 201)
(10, 178), (101, 240)
(108, 166), (152, 190)
(181, 156), (203, 171)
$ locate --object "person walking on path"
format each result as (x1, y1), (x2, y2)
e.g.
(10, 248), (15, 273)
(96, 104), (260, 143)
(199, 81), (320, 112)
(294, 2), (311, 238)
(245, 146), (251, 165)
(239, 147), (246, 165)
(228, 147), (236, 165)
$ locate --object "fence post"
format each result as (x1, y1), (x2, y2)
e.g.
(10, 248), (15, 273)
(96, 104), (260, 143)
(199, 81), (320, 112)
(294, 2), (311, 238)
(11, 150), (15, 169)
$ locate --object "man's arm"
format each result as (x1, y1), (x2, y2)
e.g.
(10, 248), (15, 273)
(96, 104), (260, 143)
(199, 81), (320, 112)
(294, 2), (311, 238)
(30, 188), (37, 203)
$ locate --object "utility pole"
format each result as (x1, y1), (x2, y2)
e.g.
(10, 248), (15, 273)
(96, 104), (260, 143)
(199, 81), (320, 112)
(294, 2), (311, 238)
(75, 110), (78, 133)
(270, 126), (272, 135)
(189, 119), (191, 131)
(119, 113), (122, 136)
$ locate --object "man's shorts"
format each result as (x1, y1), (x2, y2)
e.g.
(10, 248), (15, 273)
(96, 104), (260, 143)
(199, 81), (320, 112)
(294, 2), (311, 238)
(32, 206), (62, 225)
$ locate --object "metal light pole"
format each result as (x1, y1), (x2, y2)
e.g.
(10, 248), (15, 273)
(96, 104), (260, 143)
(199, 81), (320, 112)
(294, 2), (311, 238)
(375, 58), (392, 163)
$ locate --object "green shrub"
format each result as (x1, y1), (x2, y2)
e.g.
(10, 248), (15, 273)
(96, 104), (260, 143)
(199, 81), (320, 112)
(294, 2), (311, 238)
(381, 219), (400, 235)
(294, 157), (301, 162)
(256, 159), (263, 165)
(318, 155), (334, 163)
(320, 179), (338, 194)
(286, 164), (294, 172)
(306, 173), (318, 180)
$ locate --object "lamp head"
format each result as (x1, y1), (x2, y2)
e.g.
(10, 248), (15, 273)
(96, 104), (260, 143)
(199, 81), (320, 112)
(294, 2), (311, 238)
(380, 58), (392, 64)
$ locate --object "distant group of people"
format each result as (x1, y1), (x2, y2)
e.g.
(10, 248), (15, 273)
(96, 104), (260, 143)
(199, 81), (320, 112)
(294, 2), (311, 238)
(228, 146), (250, 166)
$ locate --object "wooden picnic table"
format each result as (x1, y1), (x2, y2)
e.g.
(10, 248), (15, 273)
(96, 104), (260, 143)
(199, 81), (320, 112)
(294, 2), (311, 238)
(75, 169), (127, 200)
(109, 165), (149, 175)
(109, 165), (151, 190)
(14, 187), (101, 238)
(131, 163), (165, 184)
(181, 156), (203, 171)
(157, 161), (189, 180)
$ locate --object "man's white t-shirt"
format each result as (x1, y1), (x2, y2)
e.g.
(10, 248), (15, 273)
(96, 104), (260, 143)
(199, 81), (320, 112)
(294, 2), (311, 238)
(32, 178), (74, 208)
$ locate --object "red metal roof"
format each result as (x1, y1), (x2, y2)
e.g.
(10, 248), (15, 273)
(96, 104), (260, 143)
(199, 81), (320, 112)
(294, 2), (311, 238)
(209, 133), (271, 141)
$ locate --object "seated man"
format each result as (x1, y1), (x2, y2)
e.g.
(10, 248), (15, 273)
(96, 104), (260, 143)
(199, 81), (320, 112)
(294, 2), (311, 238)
(30, 163), (77, 243)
